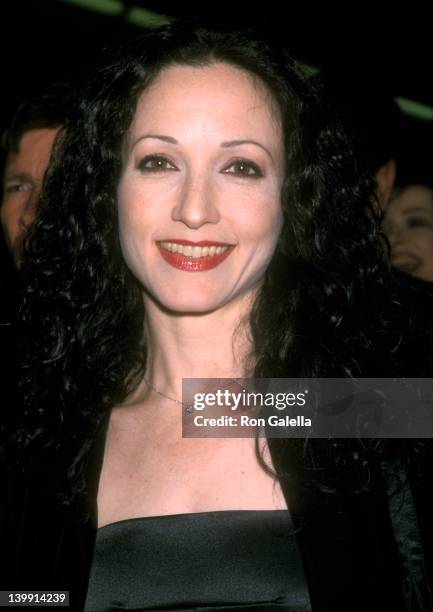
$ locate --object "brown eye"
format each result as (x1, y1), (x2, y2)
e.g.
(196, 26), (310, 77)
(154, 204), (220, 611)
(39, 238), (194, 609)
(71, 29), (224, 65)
(4, 182), (31, 194)
(407, 217), (431, 229)
(137, 155), (177, 172)
(223, 159), (263, 178)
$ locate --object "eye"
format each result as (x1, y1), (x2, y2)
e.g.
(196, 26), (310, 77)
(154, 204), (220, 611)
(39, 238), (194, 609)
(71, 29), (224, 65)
(407, 217), (431, 229)
(137, 155), (178, 172)
(222, 159), (263, 179)
(4, 182), (31, 194)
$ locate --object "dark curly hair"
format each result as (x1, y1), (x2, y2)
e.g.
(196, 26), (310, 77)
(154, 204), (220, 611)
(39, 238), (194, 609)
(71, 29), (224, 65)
(0, 82), (74, 184)
(8, 19), (415, 513)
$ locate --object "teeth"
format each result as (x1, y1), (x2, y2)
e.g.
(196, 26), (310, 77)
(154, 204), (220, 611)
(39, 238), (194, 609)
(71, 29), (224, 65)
(160, 242), (230, 258)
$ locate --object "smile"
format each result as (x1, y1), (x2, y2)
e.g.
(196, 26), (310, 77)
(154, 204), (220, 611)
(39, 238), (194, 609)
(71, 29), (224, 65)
(156, 240), (235, 271)
(391, 251), (420, 272)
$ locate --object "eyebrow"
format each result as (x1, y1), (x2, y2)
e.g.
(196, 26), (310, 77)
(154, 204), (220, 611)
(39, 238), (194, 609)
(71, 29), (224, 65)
(132, 134), (274, 162)
(3, 171), (35, 185)
(401, 206), (433, 215)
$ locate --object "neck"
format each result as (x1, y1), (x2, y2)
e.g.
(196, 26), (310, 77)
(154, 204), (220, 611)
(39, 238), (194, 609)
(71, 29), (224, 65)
(138, 290), (257, 400)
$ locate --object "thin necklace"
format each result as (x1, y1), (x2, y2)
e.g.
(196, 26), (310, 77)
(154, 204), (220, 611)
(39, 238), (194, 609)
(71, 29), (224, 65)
(143, 377), (245, 413)
(143, 377), (194, 412)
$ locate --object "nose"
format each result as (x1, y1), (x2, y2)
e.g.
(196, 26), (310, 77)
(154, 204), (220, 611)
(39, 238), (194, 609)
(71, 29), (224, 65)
(387, 225), (405, 248)
(171, 172), (220, 229)
(382, 217), (400, 244)
(18, 189), (39, 233)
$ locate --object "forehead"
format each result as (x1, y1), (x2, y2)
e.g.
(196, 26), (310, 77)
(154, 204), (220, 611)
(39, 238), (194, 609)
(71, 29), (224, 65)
(388, 185), (433, 214)
(6, 128), (59, 170)
(129, 62), (282, 140)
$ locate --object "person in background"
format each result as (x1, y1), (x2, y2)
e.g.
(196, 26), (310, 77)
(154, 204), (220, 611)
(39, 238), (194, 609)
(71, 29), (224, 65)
(383, 182), (433, 282)
(1, 20), (432, 610)
(0, 84), (72, 441)
(316, 69), (433, 362)
(381, 120), (433, 284)
(0, 84), (71, 268)
(315, 72), (433, 581)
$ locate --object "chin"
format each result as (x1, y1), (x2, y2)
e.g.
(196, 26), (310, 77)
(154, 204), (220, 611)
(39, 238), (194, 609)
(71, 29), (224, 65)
(162, 301), (225, 316)
(147, 287), (227, 316)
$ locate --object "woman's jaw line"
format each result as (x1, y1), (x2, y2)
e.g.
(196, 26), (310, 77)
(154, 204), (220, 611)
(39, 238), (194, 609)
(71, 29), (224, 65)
(141, 291), (255, 379)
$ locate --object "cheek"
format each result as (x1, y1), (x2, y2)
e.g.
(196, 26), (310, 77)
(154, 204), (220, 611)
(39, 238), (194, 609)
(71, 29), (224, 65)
(250, 204), (282, 255)
(117, 181), (154, 269)
(257, 211), (283, 258)
(117, 173), (175, 229)
(0, 203), (9, 229)
(415, 230), (433, 257)
(117, 173), (161, 231)
(1, 200), (21, 235)
(230, 183), (283, 238)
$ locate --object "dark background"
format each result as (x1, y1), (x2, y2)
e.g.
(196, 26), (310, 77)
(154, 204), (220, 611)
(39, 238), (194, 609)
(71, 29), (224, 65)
(2, 1), (433, 115)
(1, 1), (432, 288)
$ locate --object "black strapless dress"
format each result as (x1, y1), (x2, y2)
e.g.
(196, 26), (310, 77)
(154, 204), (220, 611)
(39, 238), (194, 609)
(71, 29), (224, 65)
(84, 509), (311, 611)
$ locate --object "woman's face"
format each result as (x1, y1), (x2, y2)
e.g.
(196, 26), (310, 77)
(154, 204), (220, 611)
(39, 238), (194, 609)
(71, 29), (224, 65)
(117, 62), (285, 314)
(382, 184), (433, 282)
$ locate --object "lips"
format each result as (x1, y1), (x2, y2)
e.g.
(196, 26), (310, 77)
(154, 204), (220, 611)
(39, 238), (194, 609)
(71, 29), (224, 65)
(391, 250), (420, 273)
(156, 240), (235, 272)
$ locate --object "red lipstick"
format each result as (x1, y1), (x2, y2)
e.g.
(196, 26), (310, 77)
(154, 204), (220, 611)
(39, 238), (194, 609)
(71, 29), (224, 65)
(156, 240), (235, 272)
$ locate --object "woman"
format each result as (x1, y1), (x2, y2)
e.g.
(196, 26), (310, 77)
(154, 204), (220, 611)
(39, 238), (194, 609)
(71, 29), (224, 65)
(381, 174), (433, 378)
(1, 19), (432, 612)
(383, 183), (433, 282)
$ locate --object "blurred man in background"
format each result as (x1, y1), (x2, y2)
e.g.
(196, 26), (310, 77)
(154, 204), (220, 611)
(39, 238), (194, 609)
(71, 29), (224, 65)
(1, 84), (72, 268)
(0, 84), (72, 442)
